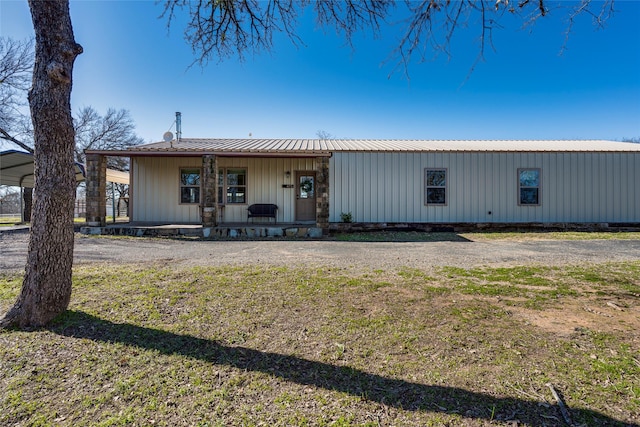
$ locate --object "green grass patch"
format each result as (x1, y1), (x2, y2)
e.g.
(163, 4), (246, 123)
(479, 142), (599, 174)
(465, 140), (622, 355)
(333, 231), (469, 242)
(462, 231), (640, 241)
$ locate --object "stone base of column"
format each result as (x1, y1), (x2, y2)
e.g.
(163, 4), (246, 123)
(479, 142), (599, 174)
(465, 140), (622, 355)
(202, 206), (217, 228)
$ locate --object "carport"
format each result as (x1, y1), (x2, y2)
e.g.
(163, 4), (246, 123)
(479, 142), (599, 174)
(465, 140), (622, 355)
(0, 150), (129, 222)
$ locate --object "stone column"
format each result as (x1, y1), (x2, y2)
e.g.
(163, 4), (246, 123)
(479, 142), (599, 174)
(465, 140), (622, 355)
(315, 156), (330, 234)
(201, 154), (218, 227)
(85, 154), (106, 226)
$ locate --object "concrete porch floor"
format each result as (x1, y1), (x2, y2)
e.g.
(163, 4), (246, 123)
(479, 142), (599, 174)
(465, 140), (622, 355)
(79, 222), (325, 239)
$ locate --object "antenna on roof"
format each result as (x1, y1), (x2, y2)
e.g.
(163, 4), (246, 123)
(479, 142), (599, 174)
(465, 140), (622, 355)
(176, 112), (182, 142)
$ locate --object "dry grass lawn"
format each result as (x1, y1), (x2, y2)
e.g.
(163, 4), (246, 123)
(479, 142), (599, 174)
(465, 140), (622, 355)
(1, 250), (639, 426)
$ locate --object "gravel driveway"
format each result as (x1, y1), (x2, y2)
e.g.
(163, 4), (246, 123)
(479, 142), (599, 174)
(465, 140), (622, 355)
(2, 229), (639, 273)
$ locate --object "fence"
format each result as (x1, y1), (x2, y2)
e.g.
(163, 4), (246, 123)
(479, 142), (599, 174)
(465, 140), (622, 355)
(74, 198), (128, 219)
(0, 200), (128, 222)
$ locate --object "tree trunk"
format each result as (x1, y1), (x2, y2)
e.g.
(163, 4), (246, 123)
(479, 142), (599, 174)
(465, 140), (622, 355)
(1, 0), (82, 328)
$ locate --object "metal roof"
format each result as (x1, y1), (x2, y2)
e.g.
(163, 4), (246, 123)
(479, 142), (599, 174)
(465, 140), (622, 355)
(0, 150), (129, 187)
(86, 139), (640, 156)
(0, 150), (86, 187)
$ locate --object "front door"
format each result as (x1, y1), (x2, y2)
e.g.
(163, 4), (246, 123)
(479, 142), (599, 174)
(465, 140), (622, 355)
(295, 172), (316, 222)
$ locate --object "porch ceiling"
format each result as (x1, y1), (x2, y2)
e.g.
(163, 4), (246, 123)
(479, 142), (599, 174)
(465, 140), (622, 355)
(0, 150), (129, 187)
(0, 150), (85, 187)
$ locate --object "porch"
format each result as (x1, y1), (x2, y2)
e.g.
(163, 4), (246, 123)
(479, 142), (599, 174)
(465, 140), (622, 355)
(83, 150), (331, 233)
(79, 221), (325, 239)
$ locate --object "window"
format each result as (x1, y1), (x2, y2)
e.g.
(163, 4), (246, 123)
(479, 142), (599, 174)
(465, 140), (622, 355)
(518, 168), (541, 205)
(218, 168), (247, 204)
(425, 169), (447, 205)
(180, 168), (200, 204)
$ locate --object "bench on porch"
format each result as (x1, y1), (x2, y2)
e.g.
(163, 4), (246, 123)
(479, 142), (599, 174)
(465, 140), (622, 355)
(247, 203), (278, 223)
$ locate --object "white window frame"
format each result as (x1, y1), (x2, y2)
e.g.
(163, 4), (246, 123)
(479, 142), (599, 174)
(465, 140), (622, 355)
(424, 168), (448, 206)
(179, 167), (201, 205)
(518, 168), (541, 206)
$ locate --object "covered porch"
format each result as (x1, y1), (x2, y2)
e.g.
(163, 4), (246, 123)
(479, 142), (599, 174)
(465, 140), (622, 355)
(80, 221), (324, 239)
(84, 139), (331, 235)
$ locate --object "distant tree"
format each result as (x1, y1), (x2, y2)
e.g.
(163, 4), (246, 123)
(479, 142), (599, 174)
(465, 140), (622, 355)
(316, 130), (335, 140)
(622, 137), (640, 144)
(74, 106), (144, 170)
(0, 186), (21, 215)
(1, 0), (618, 329)
(0, 37), (34, 153)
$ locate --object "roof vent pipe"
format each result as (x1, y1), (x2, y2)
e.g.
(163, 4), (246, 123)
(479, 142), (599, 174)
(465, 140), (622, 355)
(176, 111), (182, 142)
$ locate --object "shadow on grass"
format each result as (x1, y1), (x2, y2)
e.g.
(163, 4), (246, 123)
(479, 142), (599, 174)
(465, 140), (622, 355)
(333, 231), (472, 243)
(50, 311), (636, 427)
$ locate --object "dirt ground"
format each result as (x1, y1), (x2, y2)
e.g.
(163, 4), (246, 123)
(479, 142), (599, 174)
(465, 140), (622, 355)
(2, 229), (640, 272)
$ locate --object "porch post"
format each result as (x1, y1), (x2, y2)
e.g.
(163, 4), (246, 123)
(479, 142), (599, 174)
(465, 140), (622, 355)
(316, 156), (330, 234)
(85, 154), (106, 226)
(201, 154), (218, 227)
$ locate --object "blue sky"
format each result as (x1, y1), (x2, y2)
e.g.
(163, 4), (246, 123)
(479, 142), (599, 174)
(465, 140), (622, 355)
(1, 0), (639, 143)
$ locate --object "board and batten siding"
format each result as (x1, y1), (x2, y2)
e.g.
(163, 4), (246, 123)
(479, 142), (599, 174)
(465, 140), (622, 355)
(329, 151), (640, 224)
(132, 157), (202, 223)
(131, 156), (317, 223)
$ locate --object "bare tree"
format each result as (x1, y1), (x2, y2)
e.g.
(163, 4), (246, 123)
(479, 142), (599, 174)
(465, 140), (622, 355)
(0, 37), (34, 153)
(73, 107), (143, 215)
(0, 186), (21, 215)
(161, 0), (615, 71)
(316, 130), (335, 140)
(74, 106), (144, 170)
(1, 0), (82, 328)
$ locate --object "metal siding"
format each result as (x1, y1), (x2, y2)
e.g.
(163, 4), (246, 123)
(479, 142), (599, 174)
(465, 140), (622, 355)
(132, 151), (639, 225)
(632, 154), (637, 221)
(583, 153), (595, 221)
(574, 153), (585, 222)
(131, 157), (201, 223)
(492, 154), (503, 221)
(412, 153), (422, 221)
(376, 153), (386, 222)
(561, 153), (571, 222)
(330, 155), (339, 222)
(628, 153), (639, 221)
(356, 154), (366, 221)
(384, 154), (393, 221)
(460, 154), (471, 222)
(398, 154), (408, 221)
(617, 153), (627, 221)
(612, 153), (621, 222)
(343, 153), (355, 220)
(367, 155), (377, 222)
(605, 153), (614, 221)
(342, 154), (352, 221)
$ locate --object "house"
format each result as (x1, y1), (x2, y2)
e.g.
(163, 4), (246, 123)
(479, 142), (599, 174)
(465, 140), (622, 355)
(84, 139), (640, 234)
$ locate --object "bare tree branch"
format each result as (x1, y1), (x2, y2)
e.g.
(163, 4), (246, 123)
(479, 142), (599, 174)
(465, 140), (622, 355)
(160, 0), (617, 76)
(0, 126), (33, 153)
(561, 0), (614, 55)
(74, 106), (145, 169)
(0, 37), (34, 145)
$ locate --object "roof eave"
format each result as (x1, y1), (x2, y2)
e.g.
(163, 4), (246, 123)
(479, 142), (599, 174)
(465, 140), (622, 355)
(84, 149), (332, 158)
